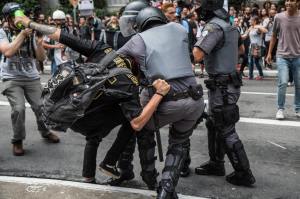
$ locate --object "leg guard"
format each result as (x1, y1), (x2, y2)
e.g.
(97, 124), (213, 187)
(180, 139), (191, 177)
(195, 117), (225, 176)
(226, 140), (250, 171)
(224, 133), (255, 186)
(168, 126), (193, 178)
(157, 144), (187, 199)
(206, 117), (226, 163)
(136, 128), (158, 190)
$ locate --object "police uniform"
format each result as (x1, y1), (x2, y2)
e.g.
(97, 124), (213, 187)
(58, 31), (140, 180)
(194, 15), (256, 186)
(118, 20), (205, 195)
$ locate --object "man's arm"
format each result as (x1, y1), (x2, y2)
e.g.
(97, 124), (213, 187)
(266, 33), (277, 64)
(0, 29), (28, 57)
(34, 35), (46, 61)
(16, 16), (100, 57)
(130, 79), (170, 131)
(192, 24), (223, 63)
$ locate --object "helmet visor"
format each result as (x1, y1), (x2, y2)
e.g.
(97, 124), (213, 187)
(119, 15), (137, 37)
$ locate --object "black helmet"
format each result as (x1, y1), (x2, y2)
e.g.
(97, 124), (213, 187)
(2, 2), (22, 17)
(200, 0), (224, 11)
(136, 7), (168, 32)
(119, 0), (149, 37)
(123, 0), (149, 16)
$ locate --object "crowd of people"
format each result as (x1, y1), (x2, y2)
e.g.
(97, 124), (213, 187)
(0, 0), (299, 198)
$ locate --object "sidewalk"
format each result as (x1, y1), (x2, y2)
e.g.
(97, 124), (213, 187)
(0, 176), (207, 199)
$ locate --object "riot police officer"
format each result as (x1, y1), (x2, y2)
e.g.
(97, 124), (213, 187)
(193, 0), (256, 186)
(118, 7), (205, 198)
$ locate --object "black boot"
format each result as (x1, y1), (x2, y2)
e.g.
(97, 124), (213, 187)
(156, 181), (178, 199)
(179, 161), (190, 177)
(195, 160), (225, 176)
(141, 169), (159, 190)
(226, 169), (256, 186)
(225, 140), (256, 186)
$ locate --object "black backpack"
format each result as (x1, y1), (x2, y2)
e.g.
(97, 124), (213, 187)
(41, 50), (133, 132)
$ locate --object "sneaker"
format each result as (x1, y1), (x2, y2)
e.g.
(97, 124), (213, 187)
(106, 170), (135, 186)
(255, 76), (263, 80)
(83, 177), (96, 184)
(99, 162), (120, 179)
(296, 112), (300, 118)
(288, 82), (294, 87)
(276, 109), (284, 120)
(43, 132), (60, 143)
(12, 141), (25, 156)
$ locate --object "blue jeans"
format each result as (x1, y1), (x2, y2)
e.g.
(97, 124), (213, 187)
(276, 57), (300, 112)
(51, 60), (57, 75)
(249, 56), (264, 79)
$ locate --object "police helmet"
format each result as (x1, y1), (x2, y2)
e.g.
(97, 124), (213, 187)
(136, 7), (168, 32)
(200, 0), (224, 11)
(119, 0), (149, 37)
(52, 10), (66, 20)
(2, 2), (22, 18)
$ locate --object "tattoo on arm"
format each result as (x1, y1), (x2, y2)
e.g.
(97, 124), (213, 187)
(29, 22), (57, 35)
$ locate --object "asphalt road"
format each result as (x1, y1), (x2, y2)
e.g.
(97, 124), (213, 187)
(0, 73), (299, 199)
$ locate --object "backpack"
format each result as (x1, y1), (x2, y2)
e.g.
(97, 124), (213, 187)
(41, 50), (133, 132)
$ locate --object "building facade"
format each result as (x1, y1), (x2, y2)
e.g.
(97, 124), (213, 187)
(107, 0), (130, 10)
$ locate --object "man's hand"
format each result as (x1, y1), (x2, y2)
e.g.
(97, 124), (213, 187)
(153, 79), (170, 96)
(266, 53), (272, 65)
(14, 16), (31, 28)
(193, 47), (205, 63)
(21, 28), (32, 37)
(55, 43), (65, 49)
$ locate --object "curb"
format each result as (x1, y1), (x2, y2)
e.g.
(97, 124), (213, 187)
(0, 176), (208, 199)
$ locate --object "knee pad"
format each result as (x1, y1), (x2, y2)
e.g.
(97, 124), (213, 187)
(169, 126), (193, 144)
(211, 104), (239, 129)
(222, 104), (240, 125)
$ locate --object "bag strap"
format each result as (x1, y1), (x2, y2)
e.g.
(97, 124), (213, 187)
(98, 50), (118, 68)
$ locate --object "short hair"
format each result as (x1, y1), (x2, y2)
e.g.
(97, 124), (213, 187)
(161, 3), (174, 13)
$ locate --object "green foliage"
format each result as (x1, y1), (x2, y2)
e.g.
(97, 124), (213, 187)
(94, 0), (107, 9)
(0, 0), (39, 12)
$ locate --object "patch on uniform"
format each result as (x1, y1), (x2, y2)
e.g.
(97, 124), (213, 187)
(205, 24), (214, 32)
(202, 30), (208, 37)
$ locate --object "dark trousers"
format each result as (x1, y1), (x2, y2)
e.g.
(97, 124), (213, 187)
(71, 104), (134, 178)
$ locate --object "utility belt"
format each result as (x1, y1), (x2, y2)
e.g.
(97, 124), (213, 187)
(204, 71), (242, 90)
(147, 84), (203, 102)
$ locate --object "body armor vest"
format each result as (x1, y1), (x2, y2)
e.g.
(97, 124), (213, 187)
(204, 17), (239, 75)
(139, 22), (194, 83)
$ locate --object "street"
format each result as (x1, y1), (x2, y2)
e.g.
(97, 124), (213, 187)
(0, 73), (299, 199)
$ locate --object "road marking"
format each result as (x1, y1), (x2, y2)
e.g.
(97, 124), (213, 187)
(203, 90), (294, 97)
(267, 141), (287, 149)
(0, 176), (207, 199)
(241, 91), (294, 96)
(239, 117), (300, 127)
(0, 101), (30, 107)
(0, 100), (299, 127)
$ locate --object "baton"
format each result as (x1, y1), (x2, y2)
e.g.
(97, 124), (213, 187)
(148, 86), (164, 162)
